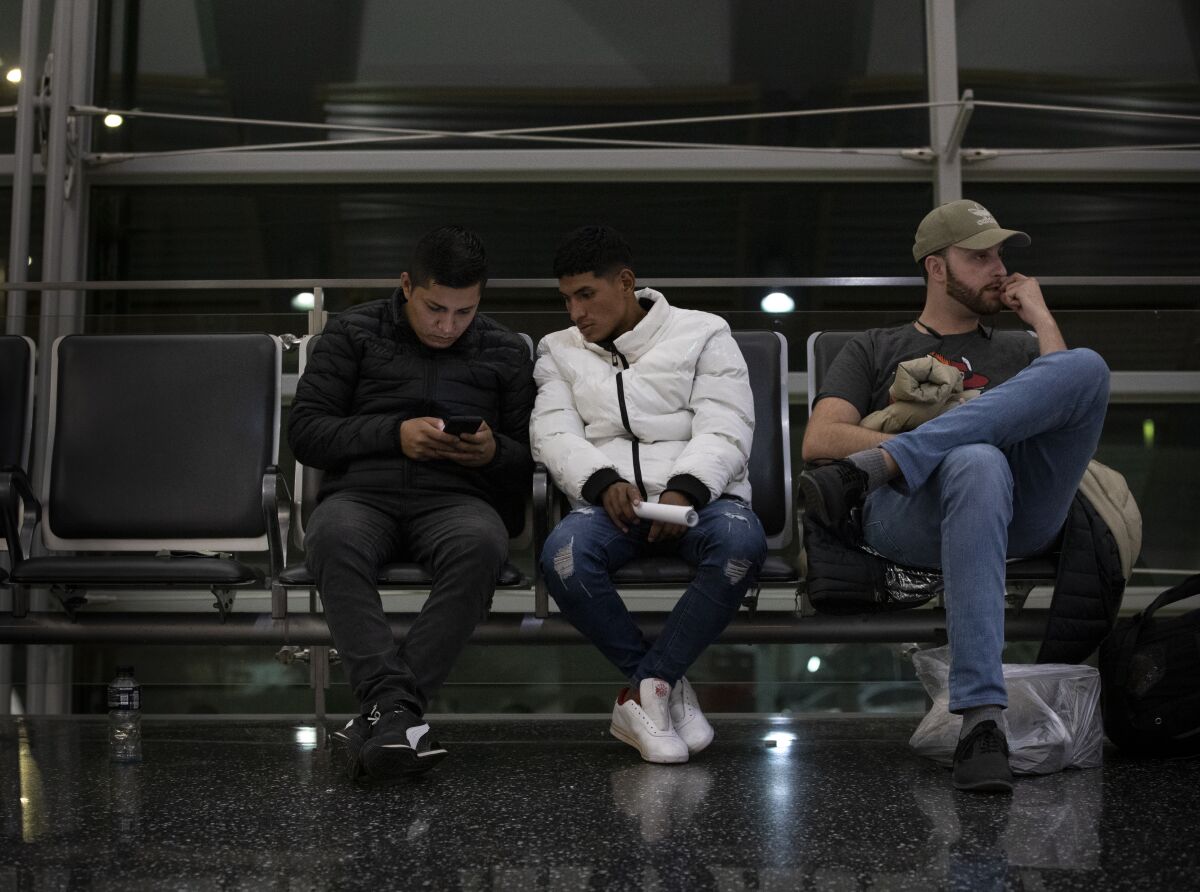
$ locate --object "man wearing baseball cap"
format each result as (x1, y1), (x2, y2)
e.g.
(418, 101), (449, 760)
(798, 199), (1110, 792)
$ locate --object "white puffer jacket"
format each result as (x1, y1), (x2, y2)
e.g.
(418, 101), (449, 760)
(531, 288), (754, 506)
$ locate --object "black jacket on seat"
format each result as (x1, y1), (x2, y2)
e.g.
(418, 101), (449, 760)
(1036, 491), (1127, 664)
(288, 292), (535, 535)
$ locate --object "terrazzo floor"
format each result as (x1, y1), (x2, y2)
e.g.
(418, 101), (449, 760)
(2, 715), (1198, 890)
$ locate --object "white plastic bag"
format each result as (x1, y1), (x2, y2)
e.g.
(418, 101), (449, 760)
(908, 645), (1103, 775)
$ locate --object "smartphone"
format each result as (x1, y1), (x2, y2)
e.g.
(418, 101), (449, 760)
(443, 415), (483, 436)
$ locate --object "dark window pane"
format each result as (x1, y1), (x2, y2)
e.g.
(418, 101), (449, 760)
(957, 0), (1200, 149)
(0, 186), (46, 334)
(0, 0), (57, 150)
(87, 182), (933, 316)
(967, 184), (1200, 277)
(93, 0), (927, 154)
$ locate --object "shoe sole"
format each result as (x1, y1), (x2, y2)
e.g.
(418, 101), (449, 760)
(358, 743), (449, 783)
(954, 776), (1014, 793)
(678, 724), (715, 756)
(608, 723), (689, 764)
(330, 730), (363, 750)
(331, 729), (368, 780)
(797, 474), (831, 527)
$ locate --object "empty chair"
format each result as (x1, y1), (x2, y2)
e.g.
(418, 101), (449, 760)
(3, 334), (287, 618)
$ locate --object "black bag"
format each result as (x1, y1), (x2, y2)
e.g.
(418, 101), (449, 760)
(1099, 572), (1200, 757)
(800, 512), (942, 615)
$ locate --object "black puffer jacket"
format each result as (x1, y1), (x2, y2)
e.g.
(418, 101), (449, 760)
(288, 293), (535, 534)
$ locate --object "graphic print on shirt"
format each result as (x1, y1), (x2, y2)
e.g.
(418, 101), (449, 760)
(929, 350), (990, 390)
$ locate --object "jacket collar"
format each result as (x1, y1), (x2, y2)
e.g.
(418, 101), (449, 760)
(589, 287), (669, 362)
(390, 285), (407, 326)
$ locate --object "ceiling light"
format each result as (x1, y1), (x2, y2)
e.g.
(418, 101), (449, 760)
(291, 292), (316, 311)
(103, 113), (124, 128)
(5, 68), (21, 84)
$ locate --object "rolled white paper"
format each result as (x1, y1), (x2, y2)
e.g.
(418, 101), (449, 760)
(633, 501), (699, 527)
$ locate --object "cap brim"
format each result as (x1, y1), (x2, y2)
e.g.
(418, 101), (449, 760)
(955, 228), (1030, 250)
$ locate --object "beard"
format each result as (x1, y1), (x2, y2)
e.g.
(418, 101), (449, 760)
(945, 264), (1003, 316)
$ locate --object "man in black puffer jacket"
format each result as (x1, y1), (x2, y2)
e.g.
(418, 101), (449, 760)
(289, 226), (534, 784)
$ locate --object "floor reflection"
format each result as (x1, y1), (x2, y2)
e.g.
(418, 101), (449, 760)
(609, 762), (714, 844)
(1, 716), (1196, 890)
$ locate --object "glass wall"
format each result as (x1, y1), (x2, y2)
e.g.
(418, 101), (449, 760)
(3, 0), (1199, 716)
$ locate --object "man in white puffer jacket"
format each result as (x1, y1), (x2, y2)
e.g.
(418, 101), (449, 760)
(532, 226), (767, 764)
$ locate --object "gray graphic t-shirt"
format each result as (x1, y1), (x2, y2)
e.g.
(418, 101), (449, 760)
(817, 324), (1040, 417)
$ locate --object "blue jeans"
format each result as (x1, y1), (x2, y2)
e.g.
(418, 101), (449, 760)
(542, 498), (767, 686)
(865, 348), (1110, 712)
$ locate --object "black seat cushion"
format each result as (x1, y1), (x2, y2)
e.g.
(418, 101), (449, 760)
(277, 561), (526, 588)
(10, 555), (263, 586)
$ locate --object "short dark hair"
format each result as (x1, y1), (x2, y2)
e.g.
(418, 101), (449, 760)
(552, 225), (633, 279)
(919, 248), (948, 283)
(409, 225), (488, 290)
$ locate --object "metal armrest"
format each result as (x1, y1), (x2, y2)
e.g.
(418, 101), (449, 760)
(0, 465), (41, 565)
(532, 464), (551, 618)
(262, 467), (291, 581)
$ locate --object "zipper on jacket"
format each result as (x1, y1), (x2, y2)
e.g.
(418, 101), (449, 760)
(409, 353), (438, 489)
(610, 345), (648, 501)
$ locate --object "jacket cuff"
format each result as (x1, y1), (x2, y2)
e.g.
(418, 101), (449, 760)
(582, 468), (625, 505)
(665, 474), (711, 509)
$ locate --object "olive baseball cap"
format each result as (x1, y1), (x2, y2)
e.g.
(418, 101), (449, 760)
(912, 199), (1030, 262)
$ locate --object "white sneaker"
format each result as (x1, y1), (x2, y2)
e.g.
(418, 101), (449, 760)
(609, 678), (689, 764)
(669, 676), (715, 755)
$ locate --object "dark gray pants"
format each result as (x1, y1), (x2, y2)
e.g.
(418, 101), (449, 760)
(304, 489), (508, 715)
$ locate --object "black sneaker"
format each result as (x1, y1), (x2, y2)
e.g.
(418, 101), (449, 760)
(331, 714), (370, 780)
(953, 720), (1014, 793)
(358, 703), (448, 783)
(798, 460), (868, 539)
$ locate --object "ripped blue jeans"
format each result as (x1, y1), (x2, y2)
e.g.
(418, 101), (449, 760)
(541, 498), (767, 686)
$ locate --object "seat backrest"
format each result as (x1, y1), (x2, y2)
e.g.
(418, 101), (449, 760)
(292, 331), (535, 547)
(732, 330), (792, 549)
(42, 334), (281, 551)
(0, 335), (35, 471)
(805, 330), (858, 416)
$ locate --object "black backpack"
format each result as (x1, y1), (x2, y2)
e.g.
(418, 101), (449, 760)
(800, 512), (942, 615)
(1099, 573), (1200, 757)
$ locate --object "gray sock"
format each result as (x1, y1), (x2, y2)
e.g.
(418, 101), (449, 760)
(846, 447), (892, 492)
(959, 705), (1003, 739)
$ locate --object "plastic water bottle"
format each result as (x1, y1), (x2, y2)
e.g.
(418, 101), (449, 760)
(107, 666), (143, 763)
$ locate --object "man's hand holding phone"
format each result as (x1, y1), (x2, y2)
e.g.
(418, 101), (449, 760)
(400, 417), (464, 461)
(400, 416), (495, 465)
(445, 419), (496, 467)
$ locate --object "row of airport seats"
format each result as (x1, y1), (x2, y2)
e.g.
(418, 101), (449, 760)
(0, 331), (1054, 646)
